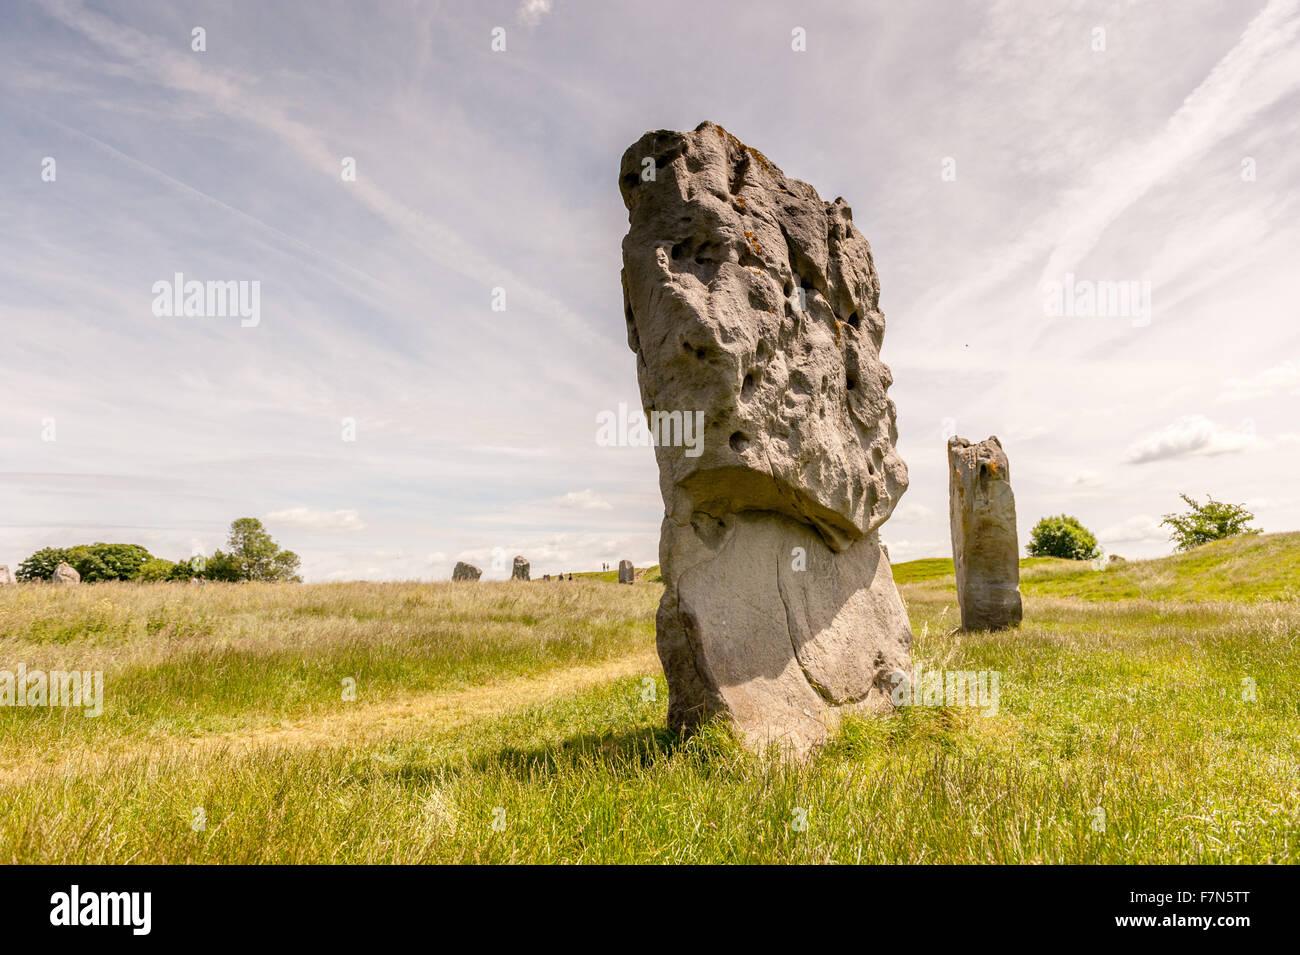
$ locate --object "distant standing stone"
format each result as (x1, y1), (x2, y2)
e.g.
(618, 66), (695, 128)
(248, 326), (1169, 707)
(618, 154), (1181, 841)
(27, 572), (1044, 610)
(53, 561), (81, 585)
(512, 556), (530, 581)
(452, 561), (482, 582)
(947, 435), (1022, 630)
(618, 560), (635, 584)
(0, 565), (14, 585)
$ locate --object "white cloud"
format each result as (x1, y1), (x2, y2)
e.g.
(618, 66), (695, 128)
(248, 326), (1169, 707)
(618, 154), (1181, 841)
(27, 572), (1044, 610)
(264, 508), (366, 531)
(550, 489), (613, 511)
(1124, 415), (1259, 464)
(891, 502), (935, 522)
(1218, 359), (1300, 402)
(1097, 515), (1167, 545)
(1067, 470), (1104, 487)
(516, 0), (554, 27)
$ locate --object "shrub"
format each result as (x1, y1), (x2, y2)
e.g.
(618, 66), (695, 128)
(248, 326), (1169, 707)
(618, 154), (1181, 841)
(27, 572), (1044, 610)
(1161, 493), (1259, 552)
(1026, 515), (1101, 561)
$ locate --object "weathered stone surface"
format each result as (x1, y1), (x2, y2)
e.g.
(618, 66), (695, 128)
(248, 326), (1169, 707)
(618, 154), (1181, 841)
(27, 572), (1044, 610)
(0, 565), (14, 585)
(53, 561), (80, 585)
(947, 435), (1022, 630)
(620, 121), (913, 760)
(452, 561), (482, 582)
(617, 559), (635, 584)
(511, 556), (530, 581)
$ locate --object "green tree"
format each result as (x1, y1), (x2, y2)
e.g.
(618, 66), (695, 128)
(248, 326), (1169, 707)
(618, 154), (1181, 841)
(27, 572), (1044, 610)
(139, 558), (178, 582)
(1026, 515), (1101, 560)
(220, 518), (302, 582)
(1160, 493), (1259, 552)
(16, 547), (71, 581)
(66, 543), (153, 582)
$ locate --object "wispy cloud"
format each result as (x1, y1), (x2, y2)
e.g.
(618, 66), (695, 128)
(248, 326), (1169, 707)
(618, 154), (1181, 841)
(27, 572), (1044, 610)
(264, 508), (366, 532)
(550, 489), (613, 511)
(1218, 359), (1300, 402)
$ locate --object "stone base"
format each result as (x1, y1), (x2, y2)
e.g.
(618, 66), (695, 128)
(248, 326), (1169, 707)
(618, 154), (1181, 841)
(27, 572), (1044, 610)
(657, 511), (912, 761)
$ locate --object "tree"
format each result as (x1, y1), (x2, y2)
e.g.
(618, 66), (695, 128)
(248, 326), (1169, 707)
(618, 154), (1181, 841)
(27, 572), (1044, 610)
(220, 518), (302, 582)
(16, 547), (71, 581)
(1026, 515), (1101, 560)
(1161, 493), (1259, 552)
(139, 558), (177, 582)
(67, 543), (153, 582)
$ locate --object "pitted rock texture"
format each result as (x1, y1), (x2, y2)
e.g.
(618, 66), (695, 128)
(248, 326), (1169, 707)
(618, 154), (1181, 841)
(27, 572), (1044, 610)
(618, 560), (635, 584)
(620, 122), (912, 760)
(53, 562), (80, 585)
(452, 561), (482, 582)
(511, 556), (530, 581)
(947, 435), (1023, 630)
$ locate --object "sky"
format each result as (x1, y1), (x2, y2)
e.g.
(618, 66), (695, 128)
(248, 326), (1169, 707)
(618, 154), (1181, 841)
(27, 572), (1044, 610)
(1, 0), (1298, 581)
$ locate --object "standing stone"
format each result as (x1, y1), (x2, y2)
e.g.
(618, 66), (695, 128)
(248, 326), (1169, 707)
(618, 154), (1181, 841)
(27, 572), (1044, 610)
(617, 560), (635, 584)
(947, 435), (1022, 630)
(620, 122), (913, 760)
(0, 565), (14, 585)
(452, 561), (482, 582)
(53, 561), (81, 585)
(511, 556), (530, 581)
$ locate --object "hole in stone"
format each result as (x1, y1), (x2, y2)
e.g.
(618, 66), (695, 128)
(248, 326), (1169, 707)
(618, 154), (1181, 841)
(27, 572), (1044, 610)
(846, 375), (857, 391)
(621, 172), (639, 190)
(741, 372), (756, 399)
(671, 243), (684, 260)
(730, 432), (750, 452)
(848, 311), (860, 329)
(782, 278), (793, 296)
(695, 347), (707, 360)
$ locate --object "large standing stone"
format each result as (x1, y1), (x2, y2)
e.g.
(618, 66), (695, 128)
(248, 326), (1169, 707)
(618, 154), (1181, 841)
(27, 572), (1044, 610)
(53, 561), (81, 585)
(511, 556), (530, 581)
(0, 565), (14, 585)
(947, 435), (1022, 630)
(620, 122), (913, 760)
(617, 559), (635, 584)
(452, 561), (482, 582)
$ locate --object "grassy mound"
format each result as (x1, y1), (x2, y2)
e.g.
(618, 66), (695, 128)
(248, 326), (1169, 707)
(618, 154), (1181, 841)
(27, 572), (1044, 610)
(891, 531), (1300, 602)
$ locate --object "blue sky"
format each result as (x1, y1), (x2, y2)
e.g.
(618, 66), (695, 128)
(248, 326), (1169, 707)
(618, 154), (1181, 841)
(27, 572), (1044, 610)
(2, 0), (1298, 580)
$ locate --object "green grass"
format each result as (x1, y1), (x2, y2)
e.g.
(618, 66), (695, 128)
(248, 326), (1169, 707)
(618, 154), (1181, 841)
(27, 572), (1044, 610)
(1, 541), (1297, 863)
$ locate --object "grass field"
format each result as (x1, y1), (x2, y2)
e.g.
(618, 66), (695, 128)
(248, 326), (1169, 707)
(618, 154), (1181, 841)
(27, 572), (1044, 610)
(1, 534), (1297, 863)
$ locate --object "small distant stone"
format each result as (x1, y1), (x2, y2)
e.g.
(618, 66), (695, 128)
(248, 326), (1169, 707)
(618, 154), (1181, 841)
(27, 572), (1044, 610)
(452, 561), (483, 582)
(512, 556), (530, 581)
(0, 565), (14, 585)
(618, 560), (635, 584)
(53, 562), (81, 585)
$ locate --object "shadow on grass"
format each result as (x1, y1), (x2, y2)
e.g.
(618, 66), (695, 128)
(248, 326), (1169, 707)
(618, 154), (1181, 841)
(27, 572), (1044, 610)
(483, 725), (684, 778)
(383, 725), (693, 786)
